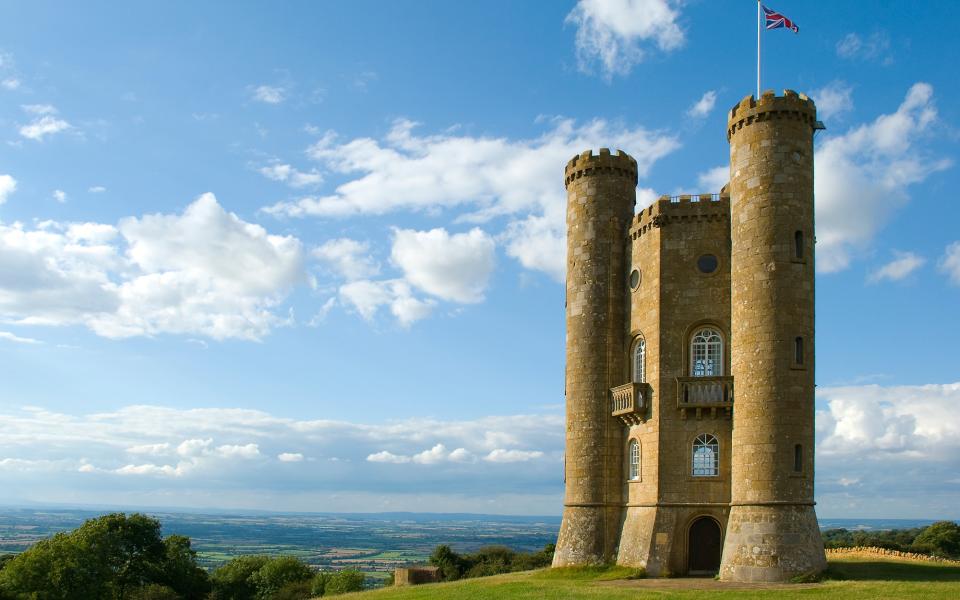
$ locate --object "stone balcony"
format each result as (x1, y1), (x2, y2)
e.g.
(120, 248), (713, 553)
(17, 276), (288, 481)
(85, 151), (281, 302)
(610, 382), (648, 425)
(676, 376), (734, 420)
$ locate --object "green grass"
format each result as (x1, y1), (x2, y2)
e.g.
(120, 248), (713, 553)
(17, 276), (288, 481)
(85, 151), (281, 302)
(343, 556), (960, 599)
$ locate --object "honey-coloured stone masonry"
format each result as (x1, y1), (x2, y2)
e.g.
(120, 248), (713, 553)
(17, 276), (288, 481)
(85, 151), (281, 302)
(553, 91), (827, 581)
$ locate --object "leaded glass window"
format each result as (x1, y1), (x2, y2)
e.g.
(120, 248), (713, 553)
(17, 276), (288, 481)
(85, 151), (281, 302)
(632, 338), (646, 383)
(691, 328), (723, 377)
(692, 434), (719, 477)
(628, 440), (640, 481)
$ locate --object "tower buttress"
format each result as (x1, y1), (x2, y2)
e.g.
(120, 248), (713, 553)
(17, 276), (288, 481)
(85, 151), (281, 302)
(719, 90), (826, 582)
(553, 149), (636, 566)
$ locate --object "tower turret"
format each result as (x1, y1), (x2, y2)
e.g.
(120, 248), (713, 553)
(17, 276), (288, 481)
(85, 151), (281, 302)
(553, 149), (637, 566)
(719, 90), (827, 581)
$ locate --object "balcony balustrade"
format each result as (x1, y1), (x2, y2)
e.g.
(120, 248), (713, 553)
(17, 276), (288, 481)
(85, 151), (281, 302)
(610, 382), (647, 425)
(676, 376), (734, 420)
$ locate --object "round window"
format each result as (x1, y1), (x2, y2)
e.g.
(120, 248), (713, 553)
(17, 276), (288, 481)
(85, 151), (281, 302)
(697, 254), (719, 274)
(629, 269), (641, 290)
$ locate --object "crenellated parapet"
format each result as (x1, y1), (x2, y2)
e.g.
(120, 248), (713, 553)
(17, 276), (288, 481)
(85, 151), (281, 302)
(629, 193), (730, 240)
(564, 148), (638, 189)
(727, 89), (818, 141)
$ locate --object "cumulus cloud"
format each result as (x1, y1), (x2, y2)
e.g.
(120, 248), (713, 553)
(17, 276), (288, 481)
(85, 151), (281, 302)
(814, 83), (952, 273)
(0, 174), (16, 204)
(815, 382), (960, 516)
(566, 0), (684, 79)
(313, 238), (379, 281)
(19, 104), (71, 141)
(264, 117), (679, 282)
(0, 193), (305, 340)
(338, 279), (435, 327)
(252, 85), (286, 104)
(52, 189), (67, 203)
(696, 165), (728, 193)
(278, 452), (304, 463)
(484, 449), (545, 463)
(366, 450), (411, 464)
(687, 90), (717, 118)
(391, 227), (495, 303)
(1, 78), (19, 90)
(258, 162), (322, 188)
(867, 251), (925, 283)
(940, 242), (960, 285)
(812, 80), (854, 121)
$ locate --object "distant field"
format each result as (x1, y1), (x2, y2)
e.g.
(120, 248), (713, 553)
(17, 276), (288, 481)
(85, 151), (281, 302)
(351, 555), (960, 599)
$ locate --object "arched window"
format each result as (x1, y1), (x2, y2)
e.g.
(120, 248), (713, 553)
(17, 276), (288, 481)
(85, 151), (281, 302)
(690, 328), (723, 377)
(692, 434), (719, 477)
(632, 338), (646, 383)
(794, 230), (804, 260)
(628, 440), (640, 481)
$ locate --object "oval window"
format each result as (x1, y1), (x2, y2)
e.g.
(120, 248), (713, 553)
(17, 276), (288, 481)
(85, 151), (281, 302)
(697, 254), (719, 274)
(629, 269), (641, 290)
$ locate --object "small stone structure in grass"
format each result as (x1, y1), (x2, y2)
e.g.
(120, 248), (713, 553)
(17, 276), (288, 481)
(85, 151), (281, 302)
(826, 546), (960, 564)
(393, 566), (440, 586)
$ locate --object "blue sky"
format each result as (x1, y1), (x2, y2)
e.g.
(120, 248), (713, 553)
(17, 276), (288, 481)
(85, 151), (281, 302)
(1, 1), (958, 518)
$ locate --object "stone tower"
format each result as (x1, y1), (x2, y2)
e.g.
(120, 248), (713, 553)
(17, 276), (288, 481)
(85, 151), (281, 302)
(553, 149), (637, 566)
(554, 89), (826, 581)
(718, 91), (826, 581)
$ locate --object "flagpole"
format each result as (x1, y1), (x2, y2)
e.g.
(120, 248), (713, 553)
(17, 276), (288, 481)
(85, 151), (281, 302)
(756, 0), (761, 98)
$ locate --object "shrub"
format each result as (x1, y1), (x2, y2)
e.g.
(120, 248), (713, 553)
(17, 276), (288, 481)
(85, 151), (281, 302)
(324, 569), (365, 595)
(912, 521), (960, 559)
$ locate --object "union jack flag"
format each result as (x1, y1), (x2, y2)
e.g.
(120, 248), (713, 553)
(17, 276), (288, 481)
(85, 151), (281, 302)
(763, 5), (799, 33)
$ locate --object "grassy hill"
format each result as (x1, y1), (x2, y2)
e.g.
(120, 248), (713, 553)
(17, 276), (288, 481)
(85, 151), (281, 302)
(346, 555), (960, 599)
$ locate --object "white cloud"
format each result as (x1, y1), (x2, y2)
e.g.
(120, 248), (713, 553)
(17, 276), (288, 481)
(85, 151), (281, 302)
(687, 90), (717, 118)
(696, 165), (728, 193)
(815, 83), (951, 273)
(867, 251), (925, 283)
(258, 162), (322, 188)
(484, 449), (544, 463)
(264, 117), (678, 282)
(940, 242), (960, 285)
(0, 193), (306, 340)
(126, 443), (172, 456)
(0, 331), (41, 344)
(19, 105), (71, 141)
(252, 85), (286, 104)
(566, 0), (684, 79)
(88, 186), (107, 193)
(215, 443), (260, 459)
(412, 444), (452, 465)
(0, 174), (16, 204)
(391, 227), (495, 303)
(313, 238), (379, 281)
(338, 279), (435, 327)
(1, 78), (19, 90)
(836, 31), (892, 64)
(366, 450), (411, 464)
(52, 189), (67, 203)
(278, 452), (304, 463)
(812, 81), (854, 121)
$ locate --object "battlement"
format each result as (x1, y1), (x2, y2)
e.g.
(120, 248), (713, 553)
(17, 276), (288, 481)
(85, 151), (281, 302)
(727, 89), (818, 140)
(564, 148), (638, 188)
(629, 193), (730, 239)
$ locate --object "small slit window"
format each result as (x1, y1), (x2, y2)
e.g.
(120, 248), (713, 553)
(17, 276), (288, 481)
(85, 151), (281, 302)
(794, 444), (803, 472)
(794, 337), (804, 365)
(632, 338), (646, 383)
(692, 434), (719, 477)
(794, 231), (804, 260)
(628, 440), (640, 481)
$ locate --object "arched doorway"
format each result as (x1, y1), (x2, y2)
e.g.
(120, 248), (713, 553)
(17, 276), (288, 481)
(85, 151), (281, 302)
(687, 516), (722, 575)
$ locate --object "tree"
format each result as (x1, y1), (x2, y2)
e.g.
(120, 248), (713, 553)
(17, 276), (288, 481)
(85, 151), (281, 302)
(912, 521), (960, 558)
(324, 569), (364, 595)
(248, 556), (314, 600)
(0, 513), (208, 600)
(210, 555), (270, 600)
(428, 545), (464, 581)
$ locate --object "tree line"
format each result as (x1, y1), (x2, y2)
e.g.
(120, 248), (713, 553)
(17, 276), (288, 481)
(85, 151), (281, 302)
(0, 513), (364, 600)
(820, 521), (960, 558)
